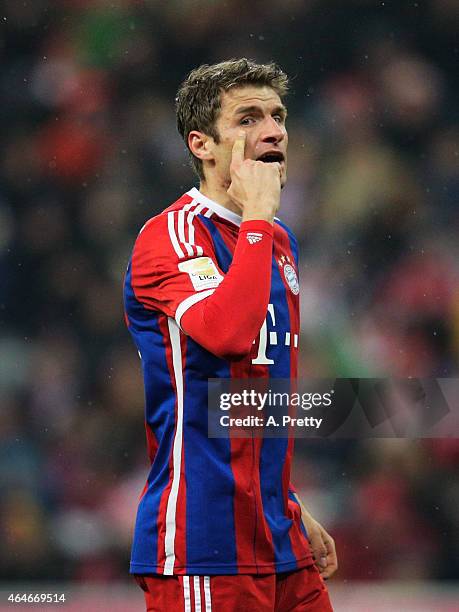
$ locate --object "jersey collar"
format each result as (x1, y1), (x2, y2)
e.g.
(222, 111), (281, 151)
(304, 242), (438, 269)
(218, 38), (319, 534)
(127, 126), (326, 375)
(187, 187), (242, 227)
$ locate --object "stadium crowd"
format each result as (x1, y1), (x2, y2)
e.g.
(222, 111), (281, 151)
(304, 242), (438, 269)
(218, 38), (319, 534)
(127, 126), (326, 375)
(1, 0), (458, 585)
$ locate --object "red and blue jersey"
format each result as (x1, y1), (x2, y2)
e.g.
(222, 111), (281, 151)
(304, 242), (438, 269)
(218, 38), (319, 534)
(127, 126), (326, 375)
(124, 187), (313, 575)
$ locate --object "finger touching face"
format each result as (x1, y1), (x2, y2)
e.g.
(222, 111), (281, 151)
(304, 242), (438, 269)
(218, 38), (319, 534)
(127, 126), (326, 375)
(230, 131), (246, 170)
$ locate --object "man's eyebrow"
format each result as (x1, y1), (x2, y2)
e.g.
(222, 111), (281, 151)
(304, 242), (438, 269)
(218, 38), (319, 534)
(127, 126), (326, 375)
(234, 104), (288, 117)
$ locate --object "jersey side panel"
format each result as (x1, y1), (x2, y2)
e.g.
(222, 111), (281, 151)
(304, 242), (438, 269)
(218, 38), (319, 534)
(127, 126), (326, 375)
(124, 263), (177, 572)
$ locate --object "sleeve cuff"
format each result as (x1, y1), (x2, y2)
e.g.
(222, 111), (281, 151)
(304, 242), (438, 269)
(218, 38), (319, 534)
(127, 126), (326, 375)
(239, 219), (274, 237)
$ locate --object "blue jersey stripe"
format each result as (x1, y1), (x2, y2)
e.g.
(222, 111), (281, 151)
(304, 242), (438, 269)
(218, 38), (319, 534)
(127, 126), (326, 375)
(199, 216), (233, 273)
(184, 344), (237, 572)
(260, 437), (297, 571)
(288, 489), (308, 539)
(275, 218), (299, 267)
(267, 251), (292, 378)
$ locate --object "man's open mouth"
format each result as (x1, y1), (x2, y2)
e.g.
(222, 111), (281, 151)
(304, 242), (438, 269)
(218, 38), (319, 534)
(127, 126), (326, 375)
(257, 151), (285, 163)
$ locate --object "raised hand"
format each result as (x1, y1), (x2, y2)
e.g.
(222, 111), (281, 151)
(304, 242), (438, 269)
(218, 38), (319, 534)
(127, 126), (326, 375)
(227, 132), (281, 224)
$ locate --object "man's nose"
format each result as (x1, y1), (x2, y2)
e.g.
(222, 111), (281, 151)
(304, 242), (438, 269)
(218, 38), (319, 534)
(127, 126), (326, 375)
(260, 116), (285, 143)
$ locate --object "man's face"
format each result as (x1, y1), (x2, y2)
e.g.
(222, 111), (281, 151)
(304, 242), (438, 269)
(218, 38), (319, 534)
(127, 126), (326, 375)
(209, 85), (288, 188)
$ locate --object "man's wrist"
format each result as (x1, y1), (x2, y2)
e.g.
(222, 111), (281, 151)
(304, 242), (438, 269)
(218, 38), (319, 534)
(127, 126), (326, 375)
(241, 212), (275, 224)
(239, 219), (274, 236)
(240, 199), (279, 225)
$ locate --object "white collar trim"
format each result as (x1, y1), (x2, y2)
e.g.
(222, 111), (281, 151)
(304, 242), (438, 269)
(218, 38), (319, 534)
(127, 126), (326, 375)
(187, 187), (242, 227)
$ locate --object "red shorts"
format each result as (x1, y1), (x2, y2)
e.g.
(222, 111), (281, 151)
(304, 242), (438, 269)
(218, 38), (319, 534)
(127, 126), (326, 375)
(134, 564), (333, 611)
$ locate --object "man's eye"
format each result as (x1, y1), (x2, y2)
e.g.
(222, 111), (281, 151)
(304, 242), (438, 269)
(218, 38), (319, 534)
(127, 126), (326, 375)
(240, 117), (255, 125)
(273, 115), (284, 124)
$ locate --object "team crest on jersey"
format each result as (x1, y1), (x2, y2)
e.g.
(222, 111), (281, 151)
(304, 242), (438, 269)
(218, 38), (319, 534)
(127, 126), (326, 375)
(178, 257), (223, 291)
(278, 255), (299, 295)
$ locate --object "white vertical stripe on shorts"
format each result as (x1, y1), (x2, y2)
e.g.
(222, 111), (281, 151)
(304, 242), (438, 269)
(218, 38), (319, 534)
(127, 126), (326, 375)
(193, 576), (202, 612)
(183, 575), (191, 612)
(204, 576), (212, 612)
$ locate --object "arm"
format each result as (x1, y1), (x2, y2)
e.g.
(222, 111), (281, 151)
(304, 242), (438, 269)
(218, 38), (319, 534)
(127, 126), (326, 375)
(291, 488), (338, 579)
(180, 219), (273, 360)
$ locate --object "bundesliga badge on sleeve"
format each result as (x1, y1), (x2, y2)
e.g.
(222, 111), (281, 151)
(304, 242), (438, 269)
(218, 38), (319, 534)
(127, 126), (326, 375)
(178, 256), (224, 291)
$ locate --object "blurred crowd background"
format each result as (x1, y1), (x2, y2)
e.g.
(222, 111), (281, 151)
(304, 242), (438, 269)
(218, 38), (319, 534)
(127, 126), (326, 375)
(1, 0), (459, 592)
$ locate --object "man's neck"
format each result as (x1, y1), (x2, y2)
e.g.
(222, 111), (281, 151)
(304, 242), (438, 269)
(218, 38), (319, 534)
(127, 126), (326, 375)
(198, 179), (241, 215)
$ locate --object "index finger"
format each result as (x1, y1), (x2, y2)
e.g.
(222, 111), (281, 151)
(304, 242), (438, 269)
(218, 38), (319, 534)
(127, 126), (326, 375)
(231, 131), (246, 166)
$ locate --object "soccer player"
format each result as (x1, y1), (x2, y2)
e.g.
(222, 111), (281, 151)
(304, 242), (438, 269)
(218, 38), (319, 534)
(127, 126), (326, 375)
(124, 59), (336, 611)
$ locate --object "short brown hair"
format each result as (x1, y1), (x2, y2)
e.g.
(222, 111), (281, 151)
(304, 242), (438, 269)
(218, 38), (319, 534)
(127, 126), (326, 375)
(176, 58), (289, 180)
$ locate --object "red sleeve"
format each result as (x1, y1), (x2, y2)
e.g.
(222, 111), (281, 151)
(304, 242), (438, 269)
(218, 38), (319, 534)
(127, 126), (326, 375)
(130, 210), (273, 361)
(181, 220), (273, 360)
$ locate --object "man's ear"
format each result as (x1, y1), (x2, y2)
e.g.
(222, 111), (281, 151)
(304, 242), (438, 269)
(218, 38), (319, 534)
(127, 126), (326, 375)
(188, 131), (214, 163)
